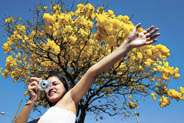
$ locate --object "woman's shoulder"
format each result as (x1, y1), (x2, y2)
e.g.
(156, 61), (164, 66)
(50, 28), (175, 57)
(27, 118), (40, 123)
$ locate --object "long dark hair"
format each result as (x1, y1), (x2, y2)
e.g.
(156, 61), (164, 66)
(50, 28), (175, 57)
(45, 71), (69, 106)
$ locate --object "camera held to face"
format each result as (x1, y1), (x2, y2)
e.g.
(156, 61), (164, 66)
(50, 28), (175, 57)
(39, 80), (51, 91)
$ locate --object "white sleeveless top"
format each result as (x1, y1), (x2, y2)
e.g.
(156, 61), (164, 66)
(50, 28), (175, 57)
(38, 106), (76, 123)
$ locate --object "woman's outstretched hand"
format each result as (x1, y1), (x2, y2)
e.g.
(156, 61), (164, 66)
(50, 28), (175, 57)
(125, 23), (160, 49)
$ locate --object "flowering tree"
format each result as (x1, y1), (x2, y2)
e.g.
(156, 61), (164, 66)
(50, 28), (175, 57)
(1, 2), (184, 123)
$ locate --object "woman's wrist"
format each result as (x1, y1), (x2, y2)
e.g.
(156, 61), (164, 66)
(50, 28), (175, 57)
(26, 99), (36, 106)
(120, 40), (132, 51)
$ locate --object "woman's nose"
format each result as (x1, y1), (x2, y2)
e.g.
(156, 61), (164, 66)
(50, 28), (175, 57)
(45, 82), (54, 92)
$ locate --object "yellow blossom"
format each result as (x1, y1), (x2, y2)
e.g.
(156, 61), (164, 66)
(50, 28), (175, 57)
(79, 28), (88, 37)
(117, 15), (130, 24)
(6, 55), (14, 63)
(107, 10), (115, 17)
(63, 25), (73, 33)
(145, 49), (153, 56)
(5, 17), (14, 23)
(179, 86), (184, 94)
(136, 52), (143, 60)
(111, 18), (122, 30)
(41, 61), (55, 67)
(75, 4), (85, 14)
(130, 55), (136, 61)
(138, 65), (144, 71)
(69, 35), (78, 43)
(173, 67), (180, 79)
(85, 3), (94, 12)
(10, 71), (17, 79)
(2, 42), (11, 52)
(156, 44), (170, 57)
(173, 73), (180, 79)
(160, 96), (170, 107)
(85, 3), (95, 19)
(52, 4), (61, 13)
(162, 73), (170, 80)
(45, 39), (61, 55)
(43, 13), (55, 24)
(144, 58), (154, 66)
(128, 101), (138, 109)
(6, 55), (17, 67)
(16, 24), (26, 33)
(167, 89), (182, 99)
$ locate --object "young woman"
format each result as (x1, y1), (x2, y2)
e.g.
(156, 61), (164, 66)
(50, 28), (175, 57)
(14, 24), (159, 123)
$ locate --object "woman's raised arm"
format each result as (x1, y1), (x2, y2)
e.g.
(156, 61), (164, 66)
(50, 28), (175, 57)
(68, 24), (160, 104)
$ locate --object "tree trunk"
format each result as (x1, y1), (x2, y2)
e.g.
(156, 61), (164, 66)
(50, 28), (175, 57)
(75, 104), (88, 123)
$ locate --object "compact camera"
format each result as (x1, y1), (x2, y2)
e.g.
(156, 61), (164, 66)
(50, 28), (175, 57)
(38, 80), (51, 91)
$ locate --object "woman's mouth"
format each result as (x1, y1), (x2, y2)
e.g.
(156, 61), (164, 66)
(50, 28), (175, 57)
(48, 89), (57, 96)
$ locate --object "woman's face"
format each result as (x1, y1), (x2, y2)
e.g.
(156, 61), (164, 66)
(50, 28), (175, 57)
(45, 76), (66, 104)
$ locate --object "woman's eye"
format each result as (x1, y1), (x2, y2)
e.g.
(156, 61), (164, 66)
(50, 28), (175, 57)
(53, 81), (59, 85)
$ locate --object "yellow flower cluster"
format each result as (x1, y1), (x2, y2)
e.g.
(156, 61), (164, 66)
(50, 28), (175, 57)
(3, 42), (11, 52)
(74, 16), (93, 29)
(1, 55), (18, 78)
(43, 12), (73, 37)
(6, 55), (17, 67)
(63, 25), (73, 33)
(127, 43), (180, 83)
(43, 13), (55, 24)
(41, 61), (56, 68)
(4, 16), (14, 23)
(52, 4), (61, 13)
(43, 39), (61, 55)
(152, 62), (180, 81)
(180, 87), (184, 94)
(158, 87), (184, 108)
(75, 3), (95, 19)
(160, 96), (170, 107)
(96, 12), (134, 47)
(68, 35), (78, 43)
(16, 24), (26, 33)
(167, 89), (182, 100)
(2, 24), (27, 53)
(128, 101), (138, 109)
(155, 44), (170, 58)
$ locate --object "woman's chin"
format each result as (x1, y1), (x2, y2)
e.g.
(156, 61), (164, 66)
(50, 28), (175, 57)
(48, 95), (61, 103)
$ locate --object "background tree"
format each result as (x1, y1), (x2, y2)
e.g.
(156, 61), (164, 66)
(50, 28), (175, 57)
(1, 1), (184, 123)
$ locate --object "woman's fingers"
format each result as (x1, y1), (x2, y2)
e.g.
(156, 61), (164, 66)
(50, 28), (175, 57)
(146, 28), (159, 37)
(135, 23), (141, 29)
(145, 33), (160, 44)
(28, 81), (40, 101)
(144, 25), (155, 34)
(132, 23), (142, 33)
(145, 28), (159, 38)
(145, 39), (157, 45)
(149, 28), (159, 35)
(28, 81), (39, 93)
(29, 77), (42, 84)
(28, 81), (38, 87)
(149, 33), (160, 41)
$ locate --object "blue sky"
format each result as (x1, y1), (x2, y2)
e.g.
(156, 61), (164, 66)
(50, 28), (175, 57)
(0, 0), (184, 123)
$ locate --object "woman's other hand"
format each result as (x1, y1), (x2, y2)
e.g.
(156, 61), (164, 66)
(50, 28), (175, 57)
(27, 77), (42, 103)
(125, 23), (160, 49)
